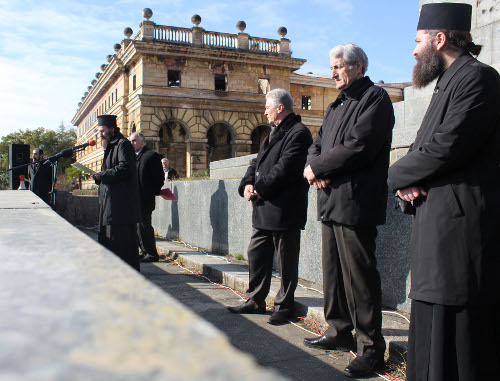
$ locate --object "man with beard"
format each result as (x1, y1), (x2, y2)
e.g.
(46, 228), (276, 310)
(28, 148), (52, 205)
(92, 115), (140, 271)
(130, 132), (164, 263)
(303, 43), (394, 378)
(388, 3), (500, 380)
(227, 89), (312, 325)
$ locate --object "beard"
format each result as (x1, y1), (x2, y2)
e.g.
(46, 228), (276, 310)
(102, 135), (111, 149)
(412, 43), (446, 89)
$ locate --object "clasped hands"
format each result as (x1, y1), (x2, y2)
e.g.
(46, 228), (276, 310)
(244, 184), (261, 202)
(303, 165), (330, 190)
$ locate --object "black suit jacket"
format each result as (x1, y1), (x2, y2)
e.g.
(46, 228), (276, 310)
(306, 76), (395, 226)
(136, 146), (165, 213)
(239, 113), (313, 230)
(388, 54), (500, 305)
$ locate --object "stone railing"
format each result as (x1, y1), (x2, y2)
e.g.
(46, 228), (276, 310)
(137, 22), (289, 56)
(204, 31), (237, 49)
(154, 25), (191, 44)
(249, 37), (279, 53)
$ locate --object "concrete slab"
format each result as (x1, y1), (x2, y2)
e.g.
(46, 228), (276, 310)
(0, 190), (50, 209)
(0, 190), (288, 381)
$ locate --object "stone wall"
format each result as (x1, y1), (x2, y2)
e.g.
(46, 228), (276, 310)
(152, 179), (412, 312)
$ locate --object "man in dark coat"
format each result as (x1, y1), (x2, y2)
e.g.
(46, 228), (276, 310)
(28, 148), (52, 205)
(161, 158), (179, 181)
(303, 44), (394, 378)
(388, 3), (500, 380)
(130, 132), (164, 262)
(92, 115), (140, 271)
(227, 88), (313, 325)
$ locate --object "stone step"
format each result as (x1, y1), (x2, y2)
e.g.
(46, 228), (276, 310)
(155, 239), (410, 365)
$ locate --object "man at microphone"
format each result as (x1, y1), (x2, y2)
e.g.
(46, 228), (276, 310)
(28, 148), (52, 204)
(129, 132), (164, 263)
(91, 115), (140, 271)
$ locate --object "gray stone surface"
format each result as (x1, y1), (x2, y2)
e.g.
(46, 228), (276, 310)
(210, 154), (257, 179)
(54, 190), (99, 229)
(152, 179), (412, 312)
(0, 190), (287, 381)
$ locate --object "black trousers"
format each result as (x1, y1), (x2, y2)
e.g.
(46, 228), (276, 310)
(246, 228), (301, 310)
(98, 224), (139, 271)
(321, 221), (385, 356)
(407, 300), (500, 381)
(137, 210), (158, 258)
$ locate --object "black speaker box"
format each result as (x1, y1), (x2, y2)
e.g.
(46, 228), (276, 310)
(9, 144), (30, 190)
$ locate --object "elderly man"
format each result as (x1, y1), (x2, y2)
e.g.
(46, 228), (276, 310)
(161, 158), (178, 181)
(130, 132), (164, 263)
(227, 89), (312, 325)
(28, 148), (52, 204)
(303, 44), (394, 377)
(388, 3), (500, 380)
(92, 115), (140, 271)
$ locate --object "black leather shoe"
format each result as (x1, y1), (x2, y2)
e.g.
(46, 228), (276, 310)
(303, 334), (355, 351)
(268, 308), (295, 325)
(344, 353), (384, 378)
(227, 300), (266, 314)
(140, 254), (159, 263)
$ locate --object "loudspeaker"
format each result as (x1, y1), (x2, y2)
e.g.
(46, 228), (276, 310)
(9, 144), (30, 190)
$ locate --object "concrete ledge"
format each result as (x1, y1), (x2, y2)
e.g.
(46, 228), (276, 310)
(0, 191), (287, 381)
(210, 154), (257, 179)
(155, 239), (410, 363)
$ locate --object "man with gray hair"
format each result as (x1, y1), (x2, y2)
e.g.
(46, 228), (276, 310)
(303, 44), (394, 377)
(130, 132), (164, 263)
(227, 88), (312, 325)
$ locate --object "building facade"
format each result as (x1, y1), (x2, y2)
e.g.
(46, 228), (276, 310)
(72, 9), (404, 181)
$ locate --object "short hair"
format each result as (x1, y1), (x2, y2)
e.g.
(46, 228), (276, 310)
(266, 89), (294, 112)
(34, 148), (43, 155)
(135, 132), (145, 142)
(426, 30), (482, 56)
(329, 43), (369, 74)
(161, 158), (169, 163)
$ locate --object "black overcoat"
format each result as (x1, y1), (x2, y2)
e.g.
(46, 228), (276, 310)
(306, 76), (395, 226)
(28, 161), (52, 203)
(388, 53), (500, 306)
(97, 132), (139, 226)
(136, 146), (164, 213)
(239, 113), (313, 230)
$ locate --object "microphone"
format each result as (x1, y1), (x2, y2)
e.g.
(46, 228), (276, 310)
(73, 139), (96, 151)
(45, 140), (97, 162)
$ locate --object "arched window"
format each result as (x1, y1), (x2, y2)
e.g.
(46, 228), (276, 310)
(207, 123), (234, 163)
(159, 121), (187, 177)
(250, 125), (271, 153)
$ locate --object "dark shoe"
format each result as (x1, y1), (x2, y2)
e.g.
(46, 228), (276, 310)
(344, 353), (384, 378)
(227, 300), (266, 314)
(140, 254), (159, 262)
(303, 334), (355, 351)
(268, 308), (295, 325)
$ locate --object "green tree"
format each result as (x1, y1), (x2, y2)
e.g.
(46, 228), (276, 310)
(0, 123), (77, 188)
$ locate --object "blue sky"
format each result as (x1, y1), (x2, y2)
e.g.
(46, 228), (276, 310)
(0, 0), (419, 138)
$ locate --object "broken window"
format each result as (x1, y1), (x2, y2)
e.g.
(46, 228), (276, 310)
(302, 95), (312, 110)
(215, 74), (227, 91)
(258, 79), (270, 94)
(168, 70), (181, 87)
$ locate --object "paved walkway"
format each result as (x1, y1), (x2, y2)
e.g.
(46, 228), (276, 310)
(153, 238), (409, 381)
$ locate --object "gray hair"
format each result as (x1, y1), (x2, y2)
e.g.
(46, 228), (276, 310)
(266, 88), (294, 112)
(161, 158), (169, 163)
(135, 132), (145, 142)
(329, 43), (369, 74)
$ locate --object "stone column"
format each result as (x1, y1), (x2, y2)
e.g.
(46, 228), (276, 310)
(140, 21), (155, 41)
(236, 33), (249, 50)
(278, 38), (290, 56)
(233, 140), (252, 157)
(191, 27), (204, 47)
